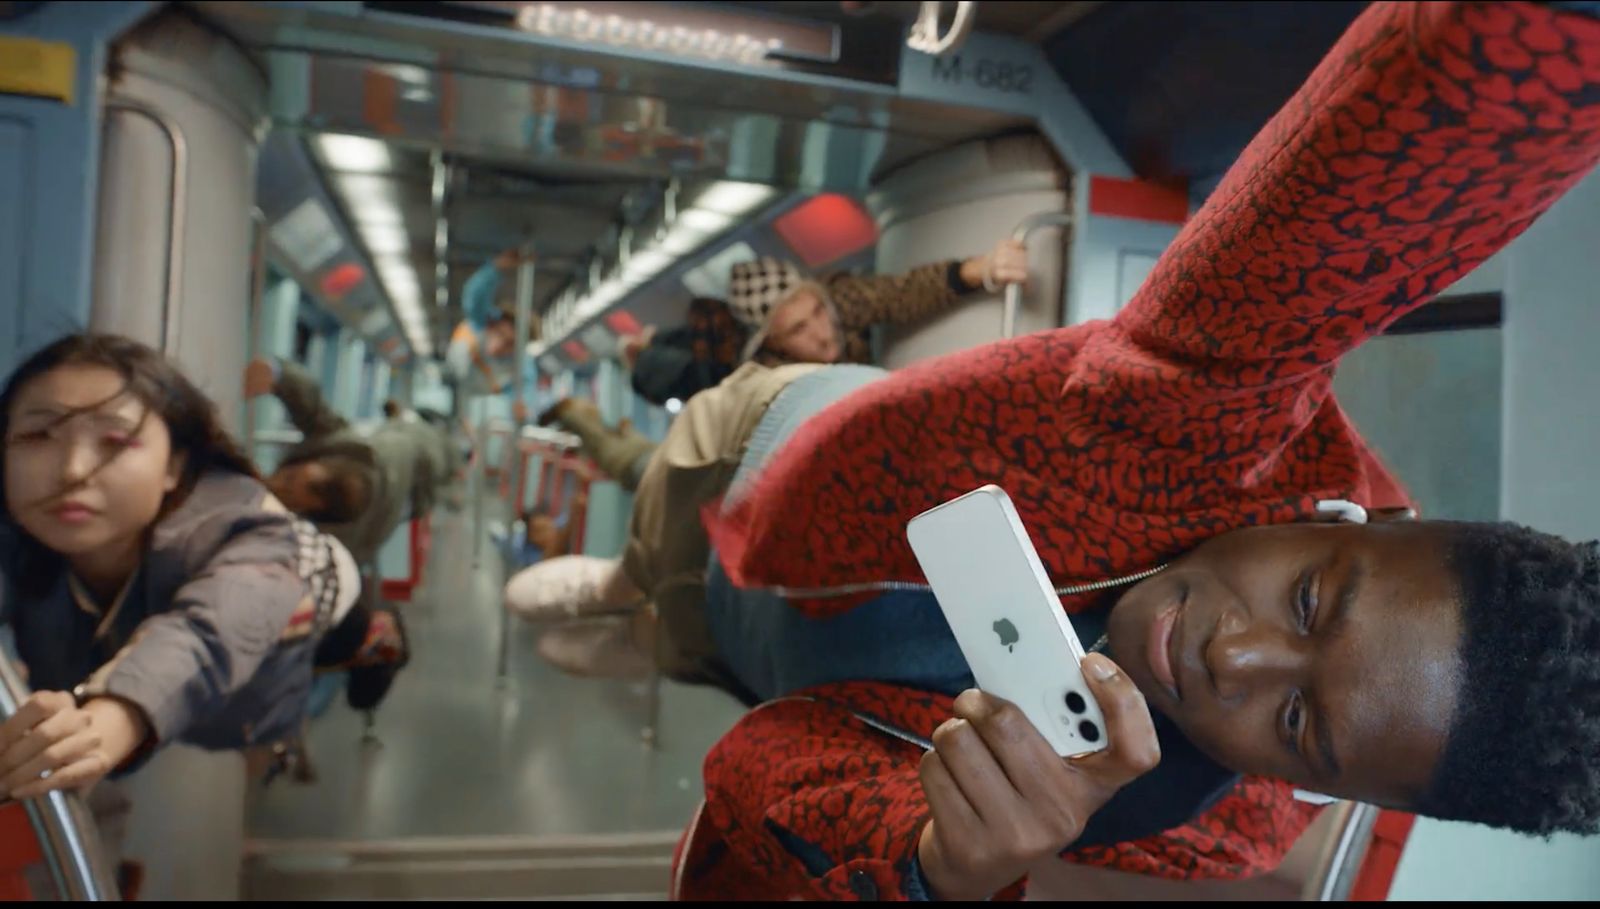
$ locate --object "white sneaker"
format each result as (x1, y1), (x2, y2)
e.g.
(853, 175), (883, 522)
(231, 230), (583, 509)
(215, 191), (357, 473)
(536, 617), (653, 680)
(504, 555), (632, 622)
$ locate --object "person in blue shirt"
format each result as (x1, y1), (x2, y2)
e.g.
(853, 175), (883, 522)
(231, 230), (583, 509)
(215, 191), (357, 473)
(493, 489), (585, 573)
(446, 248), (540, 418)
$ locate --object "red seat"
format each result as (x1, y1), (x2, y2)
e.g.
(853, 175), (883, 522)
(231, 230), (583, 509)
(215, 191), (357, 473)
(0, 802), (42, 900)
(379, 516), (432, 603)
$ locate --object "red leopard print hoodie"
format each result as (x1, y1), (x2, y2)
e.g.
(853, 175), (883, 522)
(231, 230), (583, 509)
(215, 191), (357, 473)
(681, 1), (1600, 900)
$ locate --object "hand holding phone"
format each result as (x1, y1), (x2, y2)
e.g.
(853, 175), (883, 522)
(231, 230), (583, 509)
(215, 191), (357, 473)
(906, 484), (1108, 758)
(916, 666), (1159, 901)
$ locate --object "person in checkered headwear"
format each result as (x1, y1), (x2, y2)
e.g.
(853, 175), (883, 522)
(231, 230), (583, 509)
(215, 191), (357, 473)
(536, 239), (1030, 497)
(511, 238), (1029, 677)
(725, 258), (836, 363)
(727, 240), (1029, 368)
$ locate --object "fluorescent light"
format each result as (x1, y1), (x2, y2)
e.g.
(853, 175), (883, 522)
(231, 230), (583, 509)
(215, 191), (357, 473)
(657, 225), (711, 256)
(622, 249), (673, 281)
(375, 252), (414, 271)
(545, 179), (775, 343)
(677, 208), (735, 232)
(583, 279), (626, 313)
(509, 3), (830, 65)
(379, 270), (419, 295)
(335, 175), (399, 209)
(351, 207), (404, 228)
(368, 242), (431, 362)
(317, 134), (394, 173)
(383, 64), (430, 86)
(653, 210), (731, 257)
(694, 181), (774, 214)
(359, 223), (411, 256)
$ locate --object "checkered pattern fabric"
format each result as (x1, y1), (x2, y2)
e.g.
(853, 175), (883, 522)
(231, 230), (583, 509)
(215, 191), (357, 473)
(281, 518), (343, 643)
(726, 258), (804, 330)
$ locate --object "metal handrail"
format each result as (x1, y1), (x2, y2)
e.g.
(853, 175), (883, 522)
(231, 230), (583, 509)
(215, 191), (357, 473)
(245, 207), (268, 450)
(517, 425), (582, 450)
(512, 259), (537, 428)
(0, 651), (121, 900)
(1306, 800), (1381, 901)
(106, 100), (187, 357)
(1002, 211), (1074, 339)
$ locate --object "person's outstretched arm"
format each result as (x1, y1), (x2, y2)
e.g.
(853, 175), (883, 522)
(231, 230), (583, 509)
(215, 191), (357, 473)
(244, 357), (349, 441)
(827, 238), (1029, 332)
(1114, 1), (1600, 379)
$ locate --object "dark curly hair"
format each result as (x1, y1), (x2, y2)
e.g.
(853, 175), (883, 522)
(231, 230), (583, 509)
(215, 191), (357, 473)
(1416, 520), (1600, 836)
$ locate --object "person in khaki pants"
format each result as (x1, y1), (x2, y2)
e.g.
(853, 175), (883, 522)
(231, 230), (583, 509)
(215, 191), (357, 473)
(507, 244), (1029, 682)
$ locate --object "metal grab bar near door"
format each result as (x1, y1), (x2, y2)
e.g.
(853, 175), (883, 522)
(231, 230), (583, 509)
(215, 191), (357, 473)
(1305, 800), (1381, 901)
(1002, 211), (1074, 339)
(0, 651), (121, 900)
(245, 207), (268, 451)
(512, 258), (536, 425)
(106, 99), (188, 357)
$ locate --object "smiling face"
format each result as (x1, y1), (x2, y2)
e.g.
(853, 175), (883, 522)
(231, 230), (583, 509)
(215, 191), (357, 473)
(3, 363), (180, 578)
(1105, 521), (1465, 808)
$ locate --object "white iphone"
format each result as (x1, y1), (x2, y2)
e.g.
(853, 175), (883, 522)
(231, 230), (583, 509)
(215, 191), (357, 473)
(906, 484), (1109, 758)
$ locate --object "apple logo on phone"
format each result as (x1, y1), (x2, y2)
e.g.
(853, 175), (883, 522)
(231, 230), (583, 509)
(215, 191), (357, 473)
(992, 618), (1020, 652)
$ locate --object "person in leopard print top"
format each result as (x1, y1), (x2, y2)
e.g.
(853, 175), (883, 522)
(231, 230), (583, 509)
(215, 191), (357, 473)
(677, 1), (1600, 900)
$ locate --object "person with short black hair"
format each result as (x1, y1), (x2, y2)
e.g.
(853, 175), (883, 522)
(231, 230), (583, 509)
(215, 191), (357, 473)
(243, 358), (457, 567)
(1413, 520), (1600, 836)
(242, 356), (459, 709)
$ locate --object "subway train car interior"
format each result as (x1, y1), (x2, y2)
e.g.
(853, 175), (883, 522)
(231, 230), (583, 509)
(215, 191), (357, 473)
(2, 0), (1599, 900)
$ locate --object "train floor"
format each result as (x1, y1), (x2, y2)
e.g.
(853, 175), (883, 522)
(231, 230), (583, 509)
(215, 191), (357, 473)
(240, 499), (748, 897)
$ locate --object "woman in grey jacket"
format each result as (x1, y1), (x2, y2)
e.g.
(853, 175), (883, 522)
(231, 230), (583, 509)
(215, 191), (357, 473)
(0, 335), (353, 800)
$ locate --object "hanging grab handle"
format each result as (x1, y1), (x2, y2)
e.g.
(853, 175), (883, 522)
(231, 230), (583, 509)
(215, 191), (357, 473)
(1001, 211), (1073, 339)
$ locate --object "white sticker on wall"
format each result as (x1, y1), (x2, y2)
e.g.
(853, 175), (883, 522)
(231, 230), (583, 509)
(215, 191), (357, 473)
(359, 307), (392, 336)
(682, 240), (757, 299)
(270, 197), (345, 273)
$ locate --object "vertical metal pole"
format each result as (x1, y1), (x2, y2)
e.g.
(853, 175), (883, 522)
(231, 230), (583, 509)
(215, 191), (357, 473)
(0, 653), (120, 900)
(642, 665), (662, 749)
(1002, 211), (1074, 339)
(245, 207), (267, 452)
(471, 414), (488, 570)
(513, 257), (537, 421)
(495, 566), (513, 689)
(497, 258), (537, 687)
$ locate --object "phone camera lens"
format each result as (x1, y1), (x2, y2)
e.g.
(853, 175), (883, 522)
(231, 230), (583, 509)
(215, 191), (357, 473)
(1064, 691), (1087, 714)
(1079, 720), (1101, 743)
